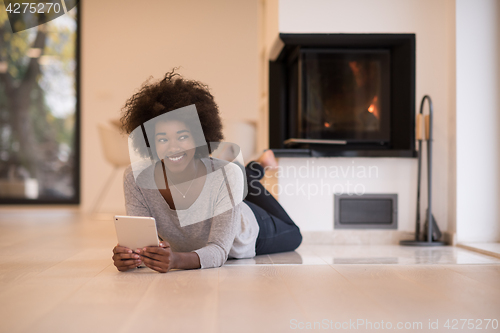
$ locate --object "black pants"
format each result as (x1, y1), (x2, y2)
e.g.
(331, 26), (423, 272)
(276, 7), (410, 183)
(243, 161), (302, 255)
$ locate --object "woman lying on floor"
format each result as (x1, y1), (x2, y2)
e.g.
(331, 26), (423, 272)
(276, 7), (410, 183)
(112, 71), (302, 273)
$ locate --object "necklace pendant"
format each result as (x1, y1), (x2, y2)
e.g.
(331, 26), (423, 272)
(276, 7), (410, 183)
(182, 195), (186, 198)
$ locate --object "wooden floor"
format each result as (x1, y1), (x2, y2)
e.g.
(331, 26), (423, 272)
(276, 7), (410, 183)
(1, 210), (499, 333)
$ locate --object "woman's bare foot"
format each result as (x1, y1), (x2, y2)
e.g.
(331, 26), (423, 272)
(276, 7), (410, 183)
(257, 150), (278, 169)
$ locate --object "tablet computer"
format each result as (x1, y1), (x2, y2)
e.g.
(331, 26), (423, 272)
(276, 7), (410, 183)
(114, 215), (160, 251)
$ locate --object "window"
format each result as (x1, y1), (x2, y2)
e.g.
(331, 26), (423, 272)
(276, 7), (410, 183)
(0, 2), (80, 203)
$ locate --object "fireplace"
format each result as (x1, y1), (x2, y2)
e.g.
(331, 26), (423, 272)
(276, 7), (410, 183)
(269, 34), (416, 157)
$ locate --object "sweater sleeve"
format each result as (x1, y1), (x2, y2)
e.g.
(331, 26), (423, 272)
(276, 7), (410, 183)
(123, 166), (152, 217)
(194, 206), (240, 268)
(193, 163), (245, 268)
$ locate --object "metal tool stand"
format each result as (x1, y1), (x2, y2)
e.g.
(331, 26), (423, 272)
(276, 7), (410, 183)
(400, 95), (445, 246)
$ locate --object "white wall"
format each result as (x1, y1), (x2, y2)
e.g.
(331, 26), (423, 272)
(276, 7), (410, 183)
(81, 0), (259, 213)
(275, 158), (417, 232)
(257, 0), (280, 154)
(456, 0), (500, 242)
(276, 0), (456, 233)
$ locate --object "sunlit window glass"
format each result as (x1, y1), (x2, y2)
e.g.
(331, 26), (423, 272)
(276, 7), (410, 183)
(0, 2), (79, 203)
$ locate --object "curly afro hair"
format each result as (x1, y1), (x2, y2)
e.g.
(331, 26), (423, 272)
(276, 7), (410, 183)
(120, 70), (224, 160)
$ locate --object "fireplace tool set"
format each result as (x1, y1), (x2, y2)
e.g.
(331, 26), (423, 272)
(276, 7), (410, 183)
(400, 95), (445, 246)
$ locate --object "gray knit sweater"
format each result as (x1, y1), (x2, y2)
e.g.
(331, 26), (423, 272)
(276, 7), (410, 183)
(123, 157), (259, 268)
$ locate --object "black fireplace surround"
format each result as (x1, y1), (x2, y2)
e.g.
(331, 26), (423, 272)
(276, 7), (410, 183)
(269, 33), (416, 157)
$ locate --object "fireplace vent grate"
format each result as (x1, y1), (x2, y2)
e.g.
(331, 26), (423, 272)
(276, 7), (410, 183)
(334, 193), (397, 229)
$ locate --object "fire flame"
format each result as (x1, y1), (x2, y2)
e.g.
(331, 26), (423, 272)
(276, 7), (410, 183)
(348, 61), (365, 87)
(368, 96), (379, 118)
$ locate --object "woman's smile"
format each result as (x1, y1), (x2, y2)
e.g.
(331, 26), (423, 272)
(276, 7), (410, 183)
(167, 152), (186, 162)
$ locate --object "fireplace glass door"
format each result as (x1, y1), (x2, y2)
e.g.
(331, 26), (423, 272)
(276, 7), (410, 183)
(298, 49), (391, 144)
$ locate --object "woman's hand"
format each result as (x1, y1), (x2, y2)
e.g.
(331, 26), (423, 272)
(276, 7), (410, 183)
(112, 244), (142, 272)
(136, 241), (175, 273)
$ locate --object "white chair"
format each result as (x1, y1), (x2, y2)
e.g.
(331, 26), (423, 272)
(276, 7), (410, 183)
(91, 121), (130, 215)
